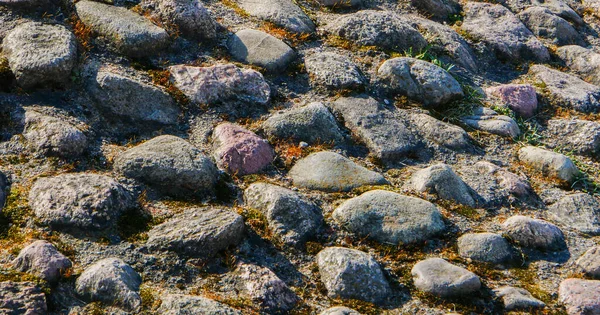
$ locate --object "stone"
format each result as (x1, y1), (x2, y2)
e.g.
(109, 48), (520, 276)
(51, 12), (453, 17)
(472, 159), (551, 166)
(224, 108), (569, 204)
(169, 64), (270, 106)
(140, 0), (217, 40)
(314, 0), (361, 7)
(87, 67), (180, 125)
(0, 281), (47, 315)
(327, 10), (427, 52)
(2, 22), (76, 89)
(329, 96), (420, 162)
(212, 123), (274, 175)
(545, 119), (600, 156)
(75, 258), (142, 312)
(518, 7), (584, 46)
(529, 65), (600, 113)
(228, 29), (296, 73)
(411, 0), (460, 20)
(461, 2), (550, 62)
(556, 45), (600, 85)
(244, 182), (323, 246)
(576, 247), (600, 278)
(238, 0), (314, 34)
(486, 84), (537, 118)
(289, 152), (388, 192)
(548, 193), (600, 235)
(518, 146), (579, 183)
(29, 173), (134, 231)
(410, 163), (477, 207)
(75, 0), (170, 57)
(411, 258), (481, 298)
(262, 102), (344, 144)
(146, 207), (244, 257)
(333, 190), (445, 245)
(502, 215), (566, 250)
(236, 263), (299, 312)
(502, 0), (584, 25)
(114, 135), (219, 199)
(316, 247), (390, 303)
(377, 57), (463, 107)
(319, 307), (361, 315)
(157, 294), (242, 314)
(406, 113), (473, 152)
(23, 108), (88, 157)
(12, 240), (72, 283)
(494, 286), (545, 311)
(457, 233), (515, 265)
(559, 279), (600, 315)
(0, 0), (52, 7)
(461, 107), (520, 138)
(305, 52), (365, 90)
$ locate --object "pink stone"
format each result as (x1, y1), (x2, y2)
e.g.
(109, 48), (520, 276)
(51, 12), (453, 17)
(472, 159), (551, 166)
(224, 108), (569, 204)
(486, 84), (538, 118)
(213, 123), (274, 175)
(559, 278), (600, 315)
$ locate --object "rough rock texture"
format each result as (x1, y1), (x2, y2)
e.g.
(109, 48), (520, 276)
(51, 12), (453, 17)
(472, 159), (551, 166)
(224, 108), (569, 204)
(114, 135), (219, 198)
(316, 247), (390, 303)
(157, 294), (242, 314)
(23, 108), (88, 157)
(548, 193), (600, 235)
(305, 52), (365, 90)
(333, 190), (445, 245)
(28, 173), (134, 231)
(236, 263), (299, 312)
(0, 281), (47, 315)
(576, 246), (600, 278)
(146, 207), (244, 256)
(518, 146), (579, 183)
(502, 215), (566, 250)
(486, 84), (538, 118)
(212, 123), (274, 175)
(75, 258), (142, 312)
(238, 0), (314, 34)
(406, 113), (473, 152)
(457, 233), (515, 265)
(502, 0), (584, 25)
(518, 7), (584, 46)
(314, 0), (361, 7)
(494, 286), (546, 311)
(319, 306), (361, 315)
(410, 163), (477, 207)
(545, 119), (600, 156)
(12, 240), (72, 283)
(556, 45), (600, 85)
(461, 107), (520, 138)
(228, 29), (296, 72)
(411, 258), (481, 298)
(559, 279), (600, 315)
(411, 0), (460, 20)
(140, 0), (217, 40)
(2, 22), (76, 89)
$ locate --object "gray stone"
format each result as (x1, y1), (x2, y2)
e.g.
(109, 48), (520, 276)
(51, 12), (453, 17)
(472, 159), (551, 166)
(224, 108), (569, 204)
(140, 0), (217, 40)
(236, 263), (299, 312)
(377, 57), (463, 107)
(576, 246), (600, 279)
(548, 193), (600, 235)
(12, 240), (72, 284)
(410, 163), (477, 207)
(327, 10), (427, 52)
(157, 294), (242, 315)
(0, 0), (52, 7)
(494, 286), (545, 311)
(502, 215), (566, 250)
(305, 52), (365, 90)
(114, 135), (219, 199)
(262, 102), (344, 144)
(0, 281), (47, 315)
(407, 113), (473, 152)
(169, 63), (270, 106)
(244, 182), (323, 246)
(457, 233), (515, 265)
(75, 258), (142, 312)
(316, 247), (390, 303)
(518, 7), (584, 46)
(228, 29), (296, 73)
(546, 119), (600, 156)
(461, 2), (550, 62)
(289, 151), (388, 192)
(411, 258), (481, 298)
(2, 22), (76, 89)
(75, 0), (170, 57)
(319, 307), (361, 315)
(333, 190), (445, 245)
(238, 0), (314, 34)
(529, 65), (600, 113)
(518, 146), (579, 183)
(556, 45), (600, 85)
(329, 96), (420, 162)
(29, 173), (134, 231)
(502, 0), (584, 25)
(559, 278), (600, 315)
(23, 108), (88, 157)
(461, 107), (520, 138)
(146, 207), (244, 257)
(411, 0), (460, 20)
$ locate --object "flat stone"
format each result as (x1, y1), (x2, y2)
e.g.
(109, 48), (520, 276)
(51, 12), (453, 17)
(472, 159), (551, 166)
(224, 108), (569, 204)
(2, 22), (76, 89)
(23, 107), (88, 157)
(12, 240), (72, 284)
(236, 263), (299, 312)
(411, 258), (481, 298)
(502, 215), (566, 250)
(317, 247), (390, 303)
(333, 190), (445, 245)
(557, 45), (600, 86)
(548, 193), (600, 235)
(228, 29), (296, 72)
(319, 307), (361, 315)
(518, 146), (579, 183)
(502, 0), (584, 25)
(212, 123), (274, 175)
(238, 0), (314, 34)
(305, 52), (365, 90)
(494, 286), (545, 311)
(518, 7), (584, 46)
(457, 233), (515, 265)
(486, 84), (537, 118)
(140, 0), (217, 40)
(545, 119), (600, 156)
(75, 0), (170, 57)
(410, 163), (477, 207)
(559, 279), (600, 315)
(289, 151), (388, 192)
(576, 246), (600, 279)
(0, 281), (47, 315)
(461, 107), (520, 138)
(407, 113), (473, 152)
(411, 0), (460, 20)
(157, 294), (242, 315)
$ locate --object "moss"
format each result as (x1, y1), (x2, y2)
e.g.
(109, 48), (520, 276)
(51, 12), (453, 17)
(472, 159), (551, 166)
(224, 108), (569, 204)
(148, 69), (190, 109)
(140, 286), (162, 313)
(0, 56), (14, 91)
(221, 0), (250, 17)
(0, 269), (50, 295)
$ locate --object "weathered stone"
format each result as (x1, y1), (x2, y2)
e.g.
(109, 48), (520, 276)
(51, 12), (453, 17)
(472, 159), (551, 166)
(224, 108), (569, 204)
(556, 45), (600, 85)
(494, 286), (546, 311)
(411, 0), (460, 20)
(502, 0), (584, 25)
(12, 240), (72, 283)
(146, 207), (244, 257)
(2, 22), (76, 89)
(314, 0), (361, 7)
(407, 113), (473, 152)
(140, 0), (217, 40)
(411, 258), (481, 298)
(75, 0), (170, 57)
(0, 0), (52, 7)
(316, 247), (390, 303)
(559, 278), (600, 315)
(518, 146), (579, 183)
(548, 193), (600, 235)
(518, 7), (584, 46)
(502, 215), (566, 250)
(23, 108), (88, 157)
(333, 190), (445, 245)
(546, 119), (600, 157)
(486, 84), (537, 118)
(319, 307), (361, 315)
(461, 107), (520, 138)
(289, 151), (388, 192)
(212, 123), (274, 175)
(114, 135), (219, 199)
(0, 281), (47, 315)
(457, 233), (515, 265)
(29, 173), (134, 231)
(157, 294), (242, 315)
(236, 263), (299, 312)
(576, 247), (600, 279)
(410, 163), (477, 207)
(305, 52), (365, 90)
(238, 0), (314, 34)
(228, 29), (296, 73)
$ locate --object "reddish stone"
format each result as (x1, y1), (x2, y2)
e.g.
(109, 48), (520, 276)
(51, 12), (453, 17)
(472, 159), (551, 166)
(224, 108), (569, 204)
(487, 84), (538, 118)
(213, 123), (274, 175)
(559, 278), (600, 315)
